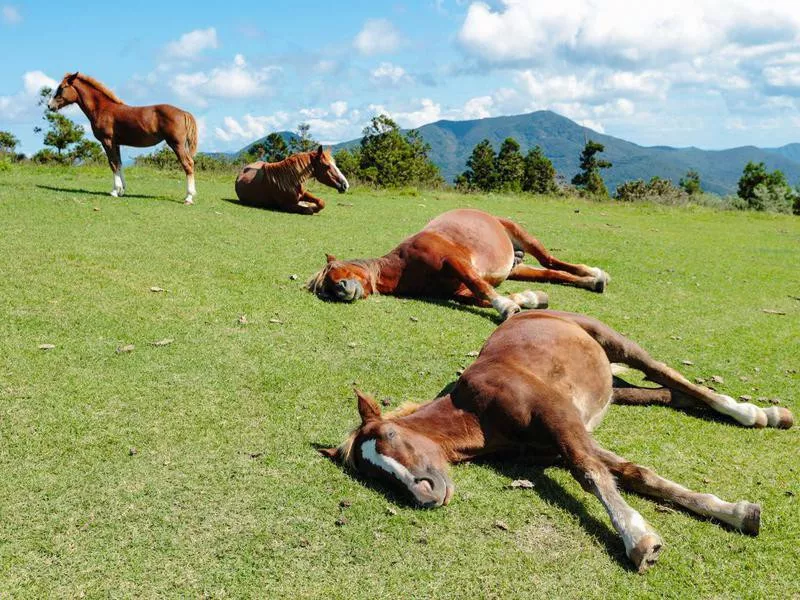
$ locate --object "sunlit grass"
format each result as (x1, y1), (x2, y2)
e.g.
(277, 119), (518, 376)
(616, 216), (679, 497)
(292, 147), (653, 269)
(0, 164), (798, 597)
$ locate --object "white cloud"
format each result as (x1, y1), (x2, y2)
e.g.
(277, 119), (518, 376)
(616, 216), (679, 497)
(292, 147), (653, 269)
(330, 101), (348, 117)
(2, 4), (21, 24)
(460, 95), (493, 119)
(165, 28), (218, 59)
(0, 70), (56, 121)
(372, 98), (442, 128)
(354, 19), (401, 55)
(170, 55), (279, 106)
(214, 112), (291, 143)
(371, 62), (412, 86)
(459, 1), (800, 67)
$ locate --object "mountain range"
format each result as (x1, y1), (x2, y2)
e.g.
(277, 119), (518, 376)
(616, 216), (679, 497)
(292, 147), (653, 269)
(240, 111), (800, 195)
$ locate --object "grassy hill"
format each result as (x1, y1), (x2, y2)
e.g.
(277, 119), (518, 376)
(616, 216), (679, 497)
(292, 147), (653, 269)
(1, 164), (798, 597)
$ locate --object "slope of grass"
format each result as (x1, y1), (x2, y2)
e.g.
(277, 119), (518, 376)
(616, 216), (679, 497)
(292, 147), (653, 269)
(0, 165), (798, 598)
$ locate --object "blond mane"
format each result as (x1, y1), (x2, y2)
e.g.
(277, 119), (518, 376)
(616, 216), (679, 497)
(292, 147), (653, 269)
(261, 151), (318, 194)
(337, 401), (424, 468)
(72, 73), (125, 104)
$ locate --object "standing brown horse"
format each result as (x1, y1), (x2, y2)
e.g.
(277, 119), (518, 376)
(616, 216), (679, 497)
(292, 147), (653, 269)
(308, 208), (609, 319)
(235, 146), (349, 214)
(320, 310), (793, 572)
(48, 72), (198, 204)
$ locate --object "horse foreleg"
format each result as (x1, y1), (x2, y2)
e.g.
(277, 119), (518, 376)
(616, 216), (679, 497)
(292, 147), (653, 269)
(555, 311), (794, 429)
(595, 446), (761, 535)
(300, 191), (326, 213)
(534, 389), (662, 572)
(498, 218), (609, 292)
(103, 142), (124, 197)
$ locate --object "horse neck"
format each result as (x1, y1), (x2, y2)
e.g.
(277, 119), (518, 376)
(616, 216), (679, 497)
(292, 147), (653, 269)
(289, 152), (315, 185)
(397, 394), (485, 463)
(71, 80), (106, 123)
(372, 252), (405, 294)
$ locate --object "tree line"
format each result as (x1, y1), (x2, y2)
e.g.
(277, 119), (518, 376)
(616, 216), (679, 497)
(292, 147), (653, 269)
(1, 92), (798, 214)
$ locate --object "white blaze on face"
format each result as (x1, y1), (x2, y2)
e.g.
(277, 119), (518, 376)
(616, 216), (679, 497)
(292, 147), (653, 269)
(360, 439), (414, 487)
(331, 159), (349, 190)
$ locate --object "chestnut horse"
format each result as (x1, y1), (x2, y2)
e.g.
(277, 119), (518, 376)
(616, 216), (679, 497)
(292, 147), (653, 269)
(308, 208), (609, 319)
(48, 72), (198, 204)
(235, 146), (349, 214)
(320, 310), (793, 572)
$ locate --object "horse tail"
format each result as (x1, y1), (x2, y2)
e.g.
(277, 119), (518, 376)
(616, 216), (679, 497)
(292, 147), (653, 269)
(184, 112), (198, 157)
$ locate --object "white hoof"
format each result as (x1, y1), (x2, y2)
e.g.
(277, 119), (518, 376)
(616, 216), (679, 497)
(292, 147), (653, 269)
(492, 296), (521, 320)
(110, 189), (119, 197)
(183, 195), (194, 206)
(510, 290), (549, 309)
(118, 188), (125, 197)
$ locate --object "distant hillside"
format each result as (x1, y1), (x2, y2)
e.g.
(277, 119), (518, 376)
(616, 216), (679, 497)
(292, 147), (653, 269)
(237, 111), (800, 194)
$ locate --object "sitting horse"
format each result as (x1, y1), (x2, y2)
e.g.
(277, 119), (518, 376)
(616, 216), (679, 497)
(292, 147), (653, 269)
(48, 72), (199, 204)
(308, 208), (609, 319)
(235, 146), (349, 214)
(320, 310), (793, 572)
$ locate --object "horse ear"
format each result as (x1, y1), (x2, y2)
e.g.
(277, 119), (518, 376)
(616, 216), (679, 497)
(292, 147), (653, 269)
(325, 253), (336, 263)
(67, 72), (78, 82)
(355, 388), (381, 424)
(317, 144), (324, 156)
(318, 447), (340, 461)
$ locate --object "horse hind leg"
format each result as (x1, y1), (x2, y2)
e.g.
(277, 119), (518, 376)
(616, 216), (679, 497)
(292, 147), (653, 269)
(595, 446), (761, 535)
(104, 142), (124, 197)
(168, 140), (196, 205)
(499, 217), (610, 292)
(566, 312), (794, 429)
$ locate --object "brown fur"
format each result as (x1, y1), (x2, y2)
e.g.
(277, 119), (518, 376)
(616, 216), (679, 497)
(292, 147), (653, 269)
(235, 147), (349, 214)
(323, 311), (793, 571)
(48, 72), (198, 203)
(308, 209), (609, 317)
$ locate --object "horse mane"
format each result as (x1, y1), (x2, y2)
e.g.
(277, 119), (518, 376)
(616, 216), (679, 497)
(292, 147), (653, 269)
(337, 402), (424, 468)
(72, 73), (125, 104)
(261, 151), (317, 194)
(306, 257), (383, 298)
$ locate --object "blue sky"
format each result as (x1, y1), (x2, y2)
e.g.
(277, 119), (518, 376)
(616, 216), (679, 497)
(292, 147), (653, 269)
(2, 0), (800, 158)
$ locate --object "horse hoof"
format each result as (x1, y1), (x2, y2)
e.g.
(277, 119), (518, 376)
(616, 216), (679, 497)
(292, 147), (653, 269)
(503, 303), (521, 320)
(764, 406), (793, 429)
(590, 268), (610, 293)
(183, 196), (194, 206)
(512, 290), (549, 309)
(629, 533), (663, 573)
(735, 501), (761, 535)
(110, 189), (119, 197)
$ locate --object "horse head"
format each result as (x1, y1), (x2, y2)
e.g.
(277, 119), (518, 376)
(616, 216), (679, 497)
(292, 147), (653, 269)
(310, 146), (349, 193)
(48, 72), (80, 111)
(306, 254), (375, 302)
(320, 390), (454, 508)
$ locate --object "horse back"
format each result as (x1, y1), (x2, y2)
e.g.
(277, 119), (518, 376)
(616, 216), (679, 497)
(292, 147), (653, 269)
(422, 209), (515, 282)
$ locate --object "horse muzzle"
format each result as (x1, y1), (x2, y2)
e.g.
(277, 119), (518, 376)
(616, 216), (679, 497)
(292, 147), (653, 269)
(337, 177), (349, 194)
(47, 99), (60, 111)
(410, 468), (454, 509)
(331, 278), (363, 302)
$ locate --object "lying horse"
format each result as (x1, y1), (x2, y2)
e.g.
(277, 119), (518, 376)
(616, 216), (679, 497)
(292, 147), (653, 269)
(320, 310), (793, 572)
(308, 208), (609, 319)
(235, 146), (349, 214)
(48, 72), (199, 204)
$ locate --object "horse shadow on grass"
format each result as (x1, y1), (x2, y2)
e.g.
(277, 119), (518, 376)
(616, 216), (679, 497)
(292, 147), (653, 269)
(36, 184), (164, 201)
(221, 197), (324, 216)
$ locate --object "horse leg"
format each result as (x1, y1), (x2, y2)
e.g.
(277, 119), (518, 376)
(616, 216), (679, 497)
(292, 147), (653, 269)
(168, 140), (196, 205)
(102, 141), (124, 197)
(595, 446), (761, 534)
(451, 287), (549, 310)
(557, 312), (793, 429)
(300, 191), (326, 213)
(536, 397), (663, 572)
(284, 202), (316, 215)
(498, 218), (609, 292)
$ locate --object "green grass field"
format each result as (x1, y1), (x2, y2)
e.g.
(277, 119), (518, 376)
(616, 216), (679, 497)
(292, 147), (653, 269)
(1, 165), (798, 598)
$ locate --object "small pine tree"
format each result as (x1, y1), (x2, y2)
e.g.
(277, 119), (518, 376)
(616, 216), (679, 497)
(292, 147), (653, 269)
(572, 140), (611, 197)
(333, 148), (361, 180)
(289, 123), (317, 154)
(459, 139), (497, 192)
(679, 169), (701, 195)
(522, 146), (557, 194)
(263, 133), (289, 162)
(494, 137), (524, 192)
(737, 161), (794, 212)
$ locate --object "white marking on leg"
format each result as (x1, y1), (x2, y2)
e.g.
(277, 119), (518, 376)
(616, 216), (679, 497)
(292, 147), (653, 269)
(715, 394), (767, 427)
(491, 296), (520, 319)
(112, 170), (123, 196)
(119, 166), (126, 195)
(509, 290), (548, 309)
(184, 174), (196, 205)
(360, 439), (414, 487)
